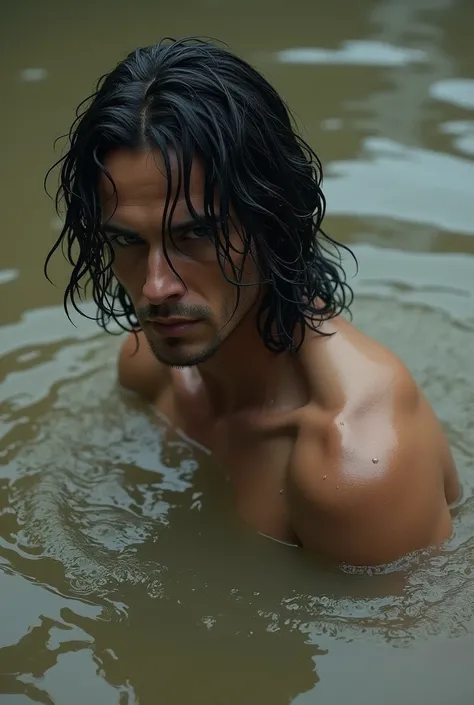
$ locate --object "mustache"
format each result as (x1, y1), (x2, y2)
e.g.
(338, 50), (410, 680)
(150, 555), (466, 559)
(136, 304), (209, 320)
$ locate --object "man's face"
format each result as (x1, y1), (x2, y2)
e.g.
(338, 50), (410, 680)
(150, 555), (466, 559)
(99, 148), (260, 367)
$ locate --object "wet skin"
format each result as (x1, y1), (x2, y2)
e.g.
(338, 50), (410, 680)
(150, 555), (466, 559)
(101, 147), (460, 566)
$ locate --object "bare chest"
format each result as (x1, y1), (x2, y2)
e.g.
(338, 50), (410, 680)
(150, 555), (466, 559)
(156, 387), (300, 543)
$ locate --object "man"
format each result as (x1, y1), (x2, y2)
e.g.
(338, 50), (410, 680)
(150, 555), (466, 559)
(46, 37), (459, 565)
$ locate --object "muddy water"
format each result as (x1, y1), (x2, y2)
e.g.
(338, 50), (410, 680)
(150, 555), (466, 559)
(1, 0), (474, 703)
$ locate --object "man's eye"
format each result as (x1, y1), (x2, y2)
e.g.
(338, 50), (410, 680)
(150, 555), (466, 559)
(182, 224), (215, 241)
(109, 233), (143, 247)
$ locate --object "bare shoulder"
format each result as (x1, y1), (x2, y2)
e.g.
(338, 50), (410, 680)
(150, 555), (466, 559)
(288, 321), (459, 565)
(117, 331), (170, 403)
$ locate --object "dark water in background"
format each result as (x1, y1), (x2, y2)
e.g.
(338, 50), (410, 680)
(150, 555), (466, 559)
(1, 0), (474, 703)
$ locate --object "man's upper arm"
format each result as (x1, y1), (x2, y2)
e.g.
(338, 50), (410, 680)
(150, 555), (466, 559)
(118, 331), (168, 403)
(287, 378), (454, 566)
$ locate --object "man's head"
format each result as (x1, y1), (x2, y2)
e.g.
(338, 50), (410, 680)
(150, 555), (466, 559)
(46, 37), (353, 363)
(100, 147), (260, 366)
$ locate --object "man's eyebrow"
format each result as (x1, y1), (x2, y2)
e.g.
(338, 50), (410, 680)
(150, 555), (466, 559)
(101, 222), (138, 236)
(100, 215), (212, 236)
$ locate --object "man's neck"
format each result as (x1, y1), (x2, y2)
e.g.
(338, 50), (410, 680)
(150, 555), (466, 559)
(196, 314), (304, 416)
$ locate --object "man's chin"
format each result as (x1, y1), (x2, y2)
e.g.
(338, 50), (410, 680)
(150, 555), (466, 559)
(147, 340), (221, 368)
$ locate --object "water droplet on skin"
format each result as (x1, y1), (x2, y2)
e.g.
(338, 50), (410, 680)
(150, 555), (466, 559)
(279, 489), (283, 494)
(322, 475), (327, 480)
(372, 458), (379, 464)
(336, 485), (339, 490)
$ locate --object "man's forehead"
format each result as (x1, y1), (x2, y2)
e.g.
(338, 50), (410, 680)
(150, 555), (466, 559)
(99, 147), (206, 201)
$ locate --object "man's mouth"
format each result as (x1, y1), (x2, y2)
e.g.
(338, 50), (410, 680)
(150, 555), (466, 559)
(149, 319), (202, 336)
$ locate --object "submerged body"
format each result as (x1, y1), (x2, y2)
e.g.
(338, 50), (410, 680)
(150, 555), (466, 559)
(46, 38), (459, 566)
(119, 317), (459, 565)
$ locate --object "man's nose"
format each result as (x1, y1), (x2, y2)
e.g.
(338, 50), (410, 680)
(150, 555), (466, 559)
(141, 248), (187, 304)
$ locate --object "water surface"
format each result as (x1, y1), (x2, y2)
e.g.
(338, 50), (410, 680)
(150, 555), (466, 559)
(1, 0), (474, 703)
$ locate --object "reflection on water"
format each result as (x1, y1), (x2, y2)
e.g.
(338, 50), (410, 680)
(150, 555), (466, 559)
(0, 270), (18, 285)
(19, 67), (48, 83)
(430, 79), (474, 110)
(1, 245), (474, 704)
(325, 137), (474, 235)
(1, 0), (474, 702)
(441, 120), (474, 157)
(274, 41), (426, 66)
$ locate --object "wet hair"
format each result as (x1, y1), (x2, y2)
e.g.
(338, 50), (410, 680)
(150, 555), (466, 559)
(45, 36), (355, 353)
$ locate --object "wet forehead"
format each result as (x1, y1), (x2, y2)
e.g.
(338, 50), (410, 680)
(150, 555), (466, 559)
(99, 148), (207, 217)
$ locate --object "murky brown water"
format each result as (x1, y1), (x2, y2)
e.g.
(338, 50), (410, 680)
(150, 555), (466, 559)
(1, 0), (474, 703)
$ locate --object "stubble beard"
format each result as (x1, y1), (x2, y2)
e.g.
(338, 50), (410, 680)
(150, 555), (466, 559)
(146, 331), (224, 368)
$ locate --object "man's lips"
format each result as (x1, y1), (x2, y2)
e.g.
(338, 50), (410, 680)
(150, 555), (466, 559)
(150, 318), (198, 326)
(149, 319), (202, 336)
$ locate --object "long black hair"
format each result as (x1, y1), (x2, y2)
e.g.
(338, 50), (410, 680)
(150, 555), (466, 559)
(45, 37), (355, 353)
